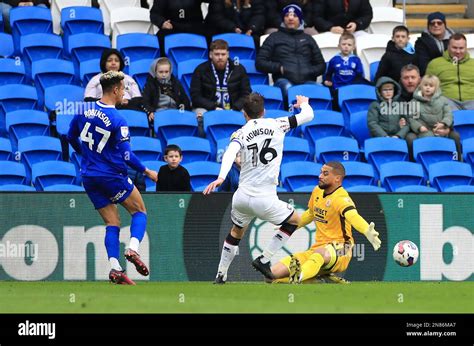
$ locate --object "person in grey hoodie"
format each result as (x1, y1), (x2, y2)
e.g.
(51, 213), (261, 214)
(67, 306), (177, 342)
(409, 74), (462, 159)
(368, 76), (410, 139)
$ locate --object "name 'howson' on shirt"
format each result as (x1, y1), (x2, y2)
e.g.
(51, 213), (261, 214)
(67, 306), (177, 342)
(245, 128), (274, 142)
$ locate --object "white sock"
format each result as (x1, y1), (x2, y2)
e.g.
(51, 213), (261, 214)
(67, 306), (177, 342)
(262, 230), (291, 263)
(128, 237), (140, 252)
(217, 241), (239, 274)
(110, 257), (122, 271)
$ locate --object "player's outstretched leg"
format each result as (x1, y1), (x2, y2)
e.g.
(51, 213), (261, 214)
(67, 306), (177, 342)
(214, 231), (242, 284)
(109, 269), (136, 285)
(252, 255), (275, 280)
(288, 256), (302, 284)
(125, 248), (149, 276)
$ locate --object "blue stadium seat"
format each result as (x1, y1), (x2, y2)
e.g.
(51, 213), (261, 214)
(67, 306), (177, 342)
(61, 6), (104, 52)
(395, 185), (437, 193)
(0, 84), (39, 137)
(203, 110), (245, 150)
(429, 161), (472, 192)
(32, 160), (77, 190)
(350, 110), (371, 149)
(79, 59), (101, 85)
(18, 136), (62, 175)
(370, 61), (379, 82)
(129, 58), (154, 91)
(239, 59), (268, 85)
(462, 137), (474, 165)
(251, 85), (284, 110)
(117, 33), (160, 65)
(444, 185), (474, 192)
(183, 161), (220, 191)
(453, 110), (474, 140)
(0, 33), (14, 58)
(413, 137), (457, 174)
(264, 110), (290, 119)
(364, 137), (408, 175)
(44, 184), (85, 192)
(277, 186), (288, 192)
(20, 34), (63, 73)
(0, 184), (35, 191)
(168, 136), (211, 164)
(142, 160), (167, 191)
(380, 161), (425, 192)
(0, 58), (27, 85)
(315, 136), (360, 163)
(282, 137), (311, 164)
(56, 113), (74, 136)
(164, 33), (208, 76)
(341, 161), (377, 188)
(0, 15), (3, 33)
(130, 136), (162, 162)
(213, 33), (256, 60)
(5, 110), (49, 150)
(292, 185), (316, 192)
(280, 161), (321, 191)
(10, 6), (53, 53)
(0, 161), (28, 185)
(287, 84), (332, 111)
(119, 110), (150, 137)
(68, 33), (111, 72)
(346, 185), (386, 192)
(154, 110), (198, 148)
(338, 84), (376, 129)
(44, 85), (85, 113)
(300, 110), (344, 154)
(32, 59), (77, 102)
(178, 58), (206, 97)
(0, 137), (12, 160)
(216, 138), (230, 163)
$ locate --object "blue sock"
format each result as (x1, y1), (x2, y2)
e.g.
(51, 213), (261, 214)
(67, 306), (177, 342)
(105, 226), (120, 259)
(130, 212), (147, 242)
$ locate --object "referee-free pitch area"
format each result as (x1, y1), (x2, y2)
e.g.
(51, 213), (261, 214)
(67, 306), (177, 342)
(0, 282), (473, 313)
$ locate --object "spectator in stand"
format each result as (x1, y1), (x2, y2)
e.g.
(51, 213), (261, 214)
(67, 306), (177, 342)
(375, 25), (417, 83)
(409, 74), (462, 160)
(190, 39), (251, 137)
(256, 4), (325, 108)
(156, 144), (191, 192)
(1, 0), (50, 32)
(149, 0), (207, 52)
(323, 32), (367, 110)
(205, 0), (265, 47)
(399, 64), (421, 102)
(312, 0), (372, 37)
(368, 76), (409, 140)
(264, 0), (316, 35)
(84, 49), (144, 112)
(142, 57), (191, 126)
(415, 11), (454, 76)
(426, 33), (474, 111)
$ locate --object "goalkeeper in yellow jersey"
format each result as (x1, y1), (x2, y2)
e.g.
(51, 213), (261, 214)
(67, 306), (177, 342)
(268, 161), (381, 284)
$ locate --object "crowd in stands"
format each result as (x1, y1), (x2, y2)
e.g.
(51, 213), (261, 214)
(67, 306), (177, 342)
(1, 0), (474, 192)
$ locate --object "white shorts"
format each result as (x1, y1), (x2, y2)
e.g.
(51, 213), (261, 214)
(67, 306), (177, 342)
(231, 188), (294, 228)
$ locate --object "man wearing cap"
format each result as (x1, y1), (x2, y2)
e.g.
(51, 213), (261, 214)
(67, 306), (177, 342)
(415, 11), (455, 76)
(256, 3), (325, 108)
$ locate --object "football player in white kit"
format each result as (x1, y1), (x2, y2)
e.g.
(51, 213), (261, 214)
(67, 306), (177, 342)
(203, 93), (315, 284)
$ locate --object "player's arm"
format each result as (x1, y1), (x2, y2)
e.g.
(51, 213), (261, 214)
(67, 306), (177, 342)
(66, 114), (82, 154)
(203, 140), (241, 195)
(116, 140), (158, 182)
(298, 208), (314, 228)
(290, 95), (314, 128)
(344, 208), (381, 251)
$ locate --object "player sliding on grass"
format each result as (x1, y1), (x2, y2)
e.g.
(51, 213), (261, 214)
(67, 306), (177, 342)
(67, 71), (158, 285)
(203, 93), (315, 284)
(269, 161), (381, 284)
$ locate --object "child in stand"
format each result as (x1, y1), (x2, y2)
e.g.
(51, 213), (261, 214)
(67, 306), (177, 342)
(156, 144), (191, 191)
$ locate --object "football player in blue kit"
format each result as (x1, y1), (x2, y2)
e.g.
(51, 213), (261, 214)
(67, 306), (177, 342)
(67, 71), (158, 285)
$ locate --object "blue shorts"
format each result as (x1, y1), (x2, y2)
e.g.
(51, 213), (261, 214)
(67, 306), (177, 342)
(83, 175), (134, 209)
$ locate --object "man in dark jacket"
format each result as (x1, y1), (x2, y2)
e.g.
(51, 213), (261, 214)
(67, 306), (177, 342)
(256, 4), (325, 107)
(149, 0), (207, 53)
(415, 11), (454, 76)
(190, 39), (251, 136)
(265, 0), (316, 35)
(312, 0), (372, 35)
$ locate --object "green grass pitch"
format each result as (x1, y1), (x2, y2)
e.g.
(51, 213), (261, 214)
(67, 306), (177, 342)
(0, 282), (473, 313)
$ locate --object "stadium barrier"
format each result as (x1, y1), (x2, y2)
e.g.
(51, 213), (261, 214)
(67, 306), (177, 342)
(0, 193), (472, 282)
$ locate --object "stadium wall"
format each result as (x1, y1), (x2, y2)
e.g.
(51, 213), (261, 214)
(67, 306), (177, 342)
(0, 193), (472, 282)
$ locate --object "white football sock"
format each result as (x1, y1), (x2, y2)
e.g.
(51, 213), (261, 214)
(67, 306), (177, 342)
(128, 237), (140, 252)
(262, 230), (291, 263)
(217, 241), (239, 274)
(109, 257), (122, 271)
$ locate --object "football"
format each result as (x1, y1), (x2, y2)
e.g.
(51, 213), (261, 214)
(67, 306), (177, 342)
(393, 240), (419, 267)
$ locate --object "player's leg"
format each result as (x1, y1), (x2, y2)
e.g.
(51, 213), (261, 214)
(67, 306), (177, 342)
(270, 250), (313, 283)
(319, 244), (352, 284)
(120, 186), (149, 276)
(215, 224), (248, 284)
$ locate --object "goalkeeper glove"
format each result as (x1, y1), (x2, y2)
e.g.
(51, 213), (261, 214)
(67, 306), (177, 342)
(365, 222), (381, 251)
